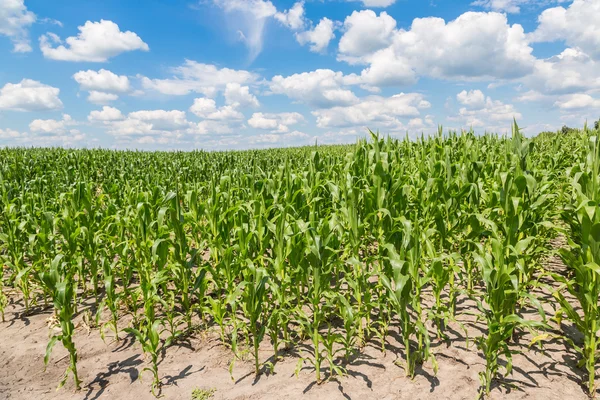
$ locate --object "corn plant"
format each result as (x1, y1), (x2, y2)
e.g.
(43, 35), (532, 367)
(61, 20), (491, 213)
(0, 124), (594, 397)
(558, 134), (600, 395)
(381, 218), (436, 378)
(473, 236), (546, 396)
(41, 254), (81, 390)
(99, 256), (120, 341)
(239, 263), (269, 375)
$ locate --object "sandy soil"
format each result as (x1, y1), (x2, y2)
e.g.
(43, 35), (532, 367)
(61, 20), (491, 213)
(0, 279), (591, 400)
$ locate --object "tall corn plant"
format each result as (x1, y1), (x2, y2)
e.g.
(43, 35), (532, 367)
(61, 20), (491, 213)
(381, 218), (436, 378)
(558, 133), (600, 395)
(473, 232), (546, 396)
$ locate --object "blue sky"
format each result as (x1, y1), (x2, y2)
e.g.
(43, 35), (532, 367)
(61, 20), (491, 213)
(0, 0), (598, 150)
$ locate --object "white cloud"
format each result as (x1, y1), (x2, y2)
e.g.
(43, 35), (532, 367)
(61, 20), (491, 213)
(251, 130), (309, 145)
(296, 18), (335, 53)
(189, 98), (217, 118)
(554, 94), (600, 110)
(0, 125), (87, 147)
(408, 116), (436, 130)
(471, 0), (567, 13)
(87, 91), (119, 104)
(248, 113), (279, 130)
(0, 128), (27, 140)
(193, 120), (240, 135)
(275, 1), (305, 30)
(348, 0), (397, 7)
(270, 69), (360, 108)
(457, 89), (487, 109)
(451, 90), (521, 129)
(141, 60), (258, 96)
(338, 12), (535, 88)
(108, 109), (191, 136)
(213, 0), (277, 62)
(529, 0), (600, 60)
(0, 0), (36, 52)
(471, 0), (523, 13)
(0, 79), (63, 111)
(224, 83), (260, 108)
(73, 69), (131, 93)
(338, 10), (396, 60)
(206, 105), (244, 120)
(40, 19), (149, 62)
(312, 92), (430, 129)
(248, 112), (304, 133)
(73, 69), (131, 104)
(29, 114), (75, 134)
(514, 90), (549, 103)
(88, 106), (125, 122)
(525, 48), (600, 95)
(189, 98), (244, 120)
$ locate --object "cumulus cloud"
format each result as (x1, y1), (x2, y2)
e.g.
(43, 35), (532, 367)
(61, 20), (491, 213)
(338, 10), (396, 60)
(275, 2), (305, 30)
(91, 104), (245, 142)
(29, 114), (75, 134)
(529, 0), (600, 60)
(248, 112), (304, 133)
(0, 128), (27, 140)
(296, 18), (335, 53)
(189, 98), (244, 120)
(224, 83), (260, 108)
(347, 0), (397, 7)
(337, 12), (535, 88)
(72, 69), (131, 104)
(0, 0), (36, 52)
(40, 20), (149, 62)
(193, 120), (240, 135)
(456, 89), (487, 109)
(471, 0), (567, 14)
(88, 106), (125, 122)
(451, 90), (521, 129)
(107, 109), (191, 137)
(525, 48), (600, 95)
(312, 92), (430, 129)
(270, 69), (360, 108)
(554, 94), (600, 110)
(141, 60), (259, 96)
(0, 79), (63, 111)
(250, 130), (309, 145)
(73, 69), (131, 93)
(87, 91), (119, 104)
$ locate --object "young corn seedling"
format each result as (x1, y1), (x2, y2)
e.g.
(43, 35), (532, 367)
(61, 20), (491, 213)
(427, 254), (460, 339)
(0, 275), (7, 322)
(124, 268), (170, 396)
(99, 256), (121, 342)
(298, 218), (338, 383)
(239, 263), (269, 376)
(41, 255), (81, 390)
(473, 237), (546, 397)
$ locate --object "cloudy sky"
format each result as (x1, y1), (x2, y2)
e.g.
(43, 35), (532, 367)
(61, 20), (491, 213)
(0, 0), (598, 150)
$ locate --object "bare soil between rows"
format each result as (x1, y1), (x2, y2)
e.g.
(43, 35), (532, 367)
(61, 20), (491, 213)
(0, 277), (592, 400)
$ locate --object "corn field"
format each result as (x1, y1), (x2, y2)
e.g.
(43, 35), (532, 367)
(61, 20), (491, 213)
(1, 122), (599, 397)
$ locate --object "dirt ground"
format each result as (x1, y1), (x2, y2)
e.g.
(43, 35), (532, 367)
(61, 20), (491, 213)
(0, 278), (592, 400)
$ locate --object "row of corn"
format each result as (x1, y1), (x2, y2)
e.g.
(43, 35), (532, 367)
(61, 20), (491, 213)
(0, 122), (599, 397)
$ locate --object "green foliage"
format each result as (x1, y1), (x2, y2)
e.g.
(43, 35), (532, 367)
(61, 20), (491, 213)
(558, 135), (600, 395)
(0, 124), (593, 397)
(191, 387), (216, 400)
